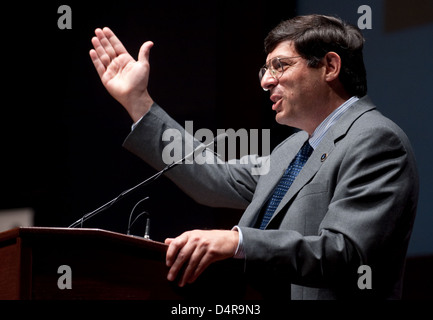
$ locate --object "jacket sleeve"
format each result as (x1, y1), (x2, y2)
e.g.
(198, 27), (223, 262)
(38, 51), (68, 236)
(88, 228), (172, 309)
(122, 102), (265, 210)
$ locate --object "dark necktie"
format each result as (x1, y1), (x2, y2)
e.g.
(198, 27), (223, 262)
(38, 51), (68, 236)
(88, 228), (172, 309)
(259, 141), (314, 230)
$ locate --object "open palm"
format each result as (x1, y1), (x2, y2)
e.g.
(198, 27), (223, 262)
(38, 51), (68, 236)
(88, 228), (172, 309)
(90, 27), (154, 121)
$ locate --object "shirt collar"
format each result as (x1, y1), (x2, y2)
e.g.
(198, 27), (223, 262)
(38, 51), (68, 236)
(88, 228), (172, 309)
(309, 96), (359, 149)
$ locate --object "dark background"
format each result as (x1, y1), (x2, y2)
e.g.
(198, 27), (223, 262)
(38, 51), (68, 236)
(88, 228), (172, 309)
(0, 0), (297, 240)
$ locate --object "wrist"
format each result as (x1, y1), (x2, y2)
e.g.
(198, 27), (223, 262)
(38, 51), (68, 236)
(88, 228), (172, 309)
(125, 91), (154, 123)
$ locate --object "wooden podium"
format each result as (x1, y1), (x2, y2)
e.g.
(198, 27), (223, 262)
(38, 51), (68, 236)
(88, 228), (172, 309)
(0, 227), (260, 300)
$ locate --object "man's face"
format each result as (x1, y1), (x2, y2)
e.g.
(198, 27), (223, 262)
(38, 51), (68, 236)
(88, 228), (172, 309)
(261, 41), (327, 133)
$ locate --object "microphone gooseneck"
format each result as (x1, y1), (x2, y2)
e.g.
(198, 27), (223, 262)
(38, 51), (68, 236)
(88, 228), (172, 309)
(67, 133), (227, 229)
(127, 196), (149, 236)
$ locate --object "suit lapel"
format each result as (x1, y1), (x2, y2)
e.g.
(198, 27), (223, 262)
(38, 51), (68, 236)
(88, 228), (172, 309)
(266, 133), (334, 227)
(238, 131), (309, 227)
(265, 96), (377, 228)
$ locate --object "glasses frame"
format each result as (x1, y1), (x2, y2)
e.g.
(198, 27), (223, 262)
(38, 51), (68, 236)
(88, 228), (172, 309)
(258, 56), (302, 82)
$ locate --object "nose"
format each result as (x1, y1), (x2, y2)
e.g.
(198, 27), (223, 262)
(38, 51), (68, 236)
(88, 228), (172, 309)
(260, 70), (278, 91)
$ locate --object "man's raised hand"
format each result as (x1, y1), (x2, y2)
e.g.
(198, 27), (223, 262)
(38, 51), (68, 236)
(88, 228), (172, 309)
(89, 27), (154, 122)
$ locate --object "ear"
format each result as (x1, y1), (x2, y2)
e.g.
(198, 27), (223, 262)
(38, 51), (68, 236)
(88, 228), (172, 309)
(323, 52), (341, 82)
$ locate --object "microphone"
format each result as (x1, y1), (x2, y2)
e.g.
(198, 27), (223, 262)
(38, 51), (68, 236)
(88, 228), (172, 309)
(144, 214), (150, 239)
(67, 133), (227, 229)
(126, 197), (149, 236)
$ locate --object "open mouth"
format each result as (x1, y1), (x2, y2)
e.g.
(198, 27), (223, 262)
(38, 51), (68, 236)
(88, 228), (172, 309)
(270, 95), (283, 111)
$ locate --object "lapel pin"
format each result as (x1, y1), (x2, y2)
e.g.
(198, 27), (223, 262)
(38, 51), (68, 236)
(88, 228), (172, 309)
(321, 153), (328, 162)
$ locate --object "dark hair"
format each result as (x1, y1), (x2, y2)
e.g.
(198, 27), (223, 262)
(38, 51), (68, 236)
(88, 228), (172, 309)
(264, 15), (367, 97)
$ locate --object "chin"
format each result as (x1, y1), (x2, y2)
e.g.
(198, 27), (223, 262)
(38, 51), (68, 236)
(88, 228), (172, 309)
(275, 112), (290, 126)
(275, 113), (300, 130)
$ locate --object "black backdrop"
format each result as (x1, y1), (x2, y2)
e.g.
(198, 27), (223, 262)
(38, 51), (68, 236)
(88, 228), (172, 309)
(0, 1), (297, 242)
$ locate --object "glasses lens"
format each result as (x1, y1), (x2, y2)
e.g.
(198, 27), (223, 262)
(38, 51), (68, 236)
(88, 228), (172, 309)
(259, 56), (300, 83)
(259, 57), (283, 82)
(259, 67), (267, 81)
(271, 58), (282, 71)
(270, 58), (282, 78)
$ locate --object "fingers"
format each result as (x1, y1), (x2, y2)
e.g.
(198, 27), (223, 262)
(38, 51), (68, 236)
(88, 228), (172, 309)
(94, 27), (127, 60)
(89, 27), (129, 78)
(166, 233), (208, 287)
(165, 235), (188, 284)
(89, 48), (105, 79)
(182, 248), (212, 286)
(90, 28), (116, 69)
(165, 235), (187, 269)
(95, 28), (116, 62)
(164, 238), (174, 245)
(164, 230), (238, 287)
(89, 33), (110, 78)
(101, 27), (128, 56)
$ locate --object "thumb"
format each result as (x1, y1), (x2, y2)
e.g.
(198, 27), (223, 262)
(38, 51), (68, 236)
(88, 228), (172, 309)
(138, 41), (154, 63)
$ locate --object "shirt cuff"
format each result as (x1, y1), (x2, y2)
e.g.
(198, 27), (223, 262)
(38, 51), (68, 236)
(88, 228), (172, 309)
(131, 115), (145, 131)
(231, 226), (246, 259)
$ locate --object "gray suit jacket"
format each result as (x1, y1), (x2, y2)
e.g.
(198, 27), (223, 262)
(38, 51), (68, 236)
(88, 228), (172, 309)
(123, 96), (419, 300)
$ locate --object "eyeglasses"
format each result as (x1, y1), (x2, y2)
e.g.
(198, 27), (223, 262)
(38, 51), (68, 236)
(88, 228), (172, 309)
(258, 56), (301, 82)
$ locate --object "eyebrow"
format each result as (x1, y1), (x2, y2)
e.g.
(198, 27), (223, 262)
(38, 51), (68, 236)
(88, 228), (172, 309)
(265, 55), (301, 66)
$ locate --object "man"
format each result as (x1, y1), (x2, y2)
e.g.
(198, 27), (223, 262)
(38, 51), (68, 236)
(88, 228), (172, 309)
(89, 15), (419, 299)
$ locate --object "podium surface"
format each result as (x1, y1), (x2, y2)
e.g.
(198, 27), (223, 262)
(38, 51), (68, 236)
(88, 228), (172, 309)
(0, 227), (259, 300)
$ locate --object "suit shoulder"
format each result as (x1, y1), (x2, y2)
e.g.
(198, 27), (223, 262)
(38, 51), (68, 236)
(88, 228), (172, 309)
(349, 109), (413, 149)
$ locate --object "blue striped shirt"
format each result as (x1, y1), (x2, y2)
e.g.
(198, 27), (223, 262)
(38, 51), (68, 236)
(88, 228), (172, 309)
(309, 96), (359, 149)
